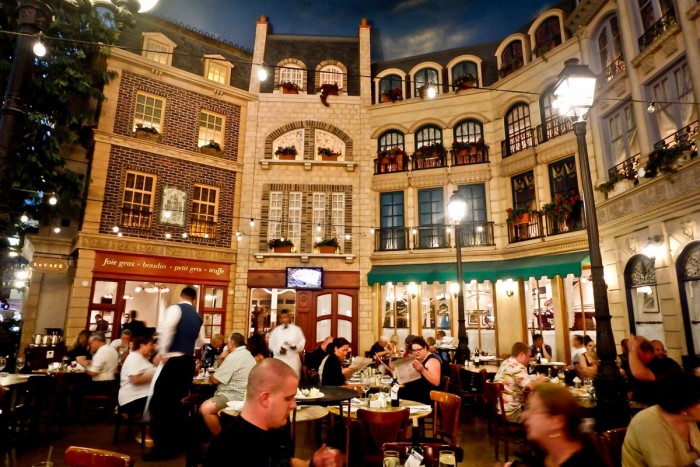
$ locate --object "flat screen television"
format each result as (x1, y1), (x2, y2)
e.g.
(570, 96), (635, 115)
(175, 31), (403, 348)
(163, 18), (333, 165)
(286, 267), (323, 290)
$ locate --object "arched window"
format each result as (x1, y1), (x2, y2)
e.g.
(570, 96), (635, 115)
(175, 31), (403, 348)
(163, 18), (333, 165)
(676, 241), (700, 356)
(624, 254), (664, 341)
(637, 0), (675, 50)
(597, 15), (624, 83)
(415, 125), (443, 149)
(504, 103), (532, 156)
(451, 61), (479, 88)
(319, 65), (344, 89)
(499, 41), (524, 78)
(413, 68), (439, 97)
(534, 17), (562, 56)
(279, 64), (304, 90)
(538, 87), (571, 143)
(454, 119), (483, 143)
(379, 74), (403, 102)
(378, 131), (405, 152)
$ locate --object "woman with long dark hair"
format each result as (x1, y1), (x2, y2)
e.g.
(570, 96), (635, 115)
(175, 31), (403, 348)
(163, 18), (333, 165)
(319, 337), (354, 386)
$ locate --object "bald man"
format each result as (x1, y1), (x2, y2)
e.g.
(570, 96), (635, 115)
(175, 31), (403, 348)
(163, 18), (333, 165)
(204, 359), (341, 466)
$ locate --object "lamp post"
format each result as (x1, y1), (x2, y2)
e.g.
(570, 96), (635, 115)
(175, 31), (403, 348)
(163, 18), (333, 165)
(553, 58), (627, 430)
(448, 189), (469, 363)
(0, 0), (157, 230)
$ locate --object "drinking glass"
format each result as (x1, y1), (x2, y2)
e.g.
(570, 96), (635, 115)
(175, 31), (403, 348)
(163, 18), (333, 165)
(438, 450), (456, 467)
(383, 450), (400, 467)
(361, 374), (371, 401)
(0, 357), (6, 372)
(16, 358), (25, 373)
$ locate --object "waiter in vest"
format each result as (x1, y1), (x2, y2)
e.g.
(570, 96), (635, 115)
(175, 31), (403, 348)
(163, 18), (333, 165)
(144, 286), (203, 461)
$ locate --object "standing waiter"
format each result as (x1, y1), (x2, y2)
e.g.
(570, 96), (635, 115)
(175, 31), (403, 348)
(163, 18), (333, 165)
(144, 286), (203, 461)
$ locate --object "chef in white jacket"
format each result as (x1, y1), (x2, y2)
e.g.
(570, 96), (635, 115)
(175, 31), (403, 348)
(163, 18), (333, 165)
(268, 309), (306, 376)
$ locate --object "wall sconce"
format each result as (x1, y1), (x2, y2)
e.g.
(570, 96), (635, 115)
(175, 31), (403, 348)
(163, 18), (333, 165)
(407, 282), (418, 299)
(449, 282), (460, 298)
(504, 278), (516, 297)
(643, 235), (663, 259)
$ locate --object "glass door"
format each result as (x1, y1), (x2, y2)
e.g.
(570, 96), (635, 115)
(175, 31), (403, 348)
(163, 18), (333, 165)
(315, 292), (356, 352)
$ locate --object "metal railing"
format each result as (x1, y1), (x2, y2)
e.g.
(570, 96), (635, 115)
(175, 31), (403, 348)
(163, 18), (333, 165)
(502, 128), (535, 157)
(507, 211), (544, 243)
(373, 223), (495, 251)
(638, 8), (677, 52)
(598, 55), (626, 87)
(608, 154), (640, 182)
(374, 156), (409, 175)
(542, 208), (586, 237)
(653, 120), (698, 153)
(411, 152), (447, 171)
(451, 146), (489, 166)
(120, 206), (152, 230)
(189, 217), (217, 239)
(414, 224), (448, 249)
(455, 221), (496, 247)
(536, 116), (573, 144)
(374, 227), (409, 251)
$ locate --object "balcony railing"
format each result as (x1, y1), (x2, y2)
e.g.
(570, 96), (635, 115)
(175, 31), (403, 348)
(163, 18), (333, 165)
(120, 206), (152, 230)
(455, 221), (496, 247)
(374, 227), (409, 251)
(507, 211), (544, 243)
(653, 120), (698, 153)
(542, 207), (586, 237)
(502, 128), (535, 157)
(411, 151), (447, 171)
(608, 154), (640, 182)
(414, 225), (448, 249)
(598, 55), (626, 87)
(189, 217), (217, 239)
(374, 155), (409, 175)
(536, 116), (573, 145)
(451, 145), (489, 166)
(638, 8), (677, 52)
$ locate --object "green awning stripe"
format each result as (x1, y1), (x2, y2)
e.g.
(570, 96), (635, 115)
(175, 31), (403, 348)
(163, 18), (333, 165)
(367, 251), (590, 285)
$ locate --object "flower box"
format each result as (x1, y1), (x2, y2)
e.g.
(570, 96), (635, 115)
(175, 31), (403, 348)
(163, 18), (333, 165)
(277, 153), (296, 160)
(272, 245), (293, 253)
(513, 213), (531, 225)
(134, 129), (161, 142)
(200, 146), (223, 157)
(317, 245), (337, 254)
(321, 154), (339, 161)
(282, 87), (299, 95)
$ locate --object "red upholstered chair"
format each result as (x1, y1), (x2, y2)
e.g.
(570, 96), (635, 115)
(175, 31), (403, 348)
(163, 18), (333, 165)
(64, 446), (134, 467)
(356, 407), (409, 466)
(483, 381), (524, 462)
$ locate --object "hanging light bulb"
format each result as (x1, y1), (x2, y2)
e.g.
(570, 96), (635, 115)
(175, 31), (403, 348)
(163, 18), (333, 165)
(48, 194), (58, 205)
(426, 83), (437, 99)
(370, 228), (375, 234)
(117, 232), (123, 237)
(257, 66), (268, 81)
(20, 213), (29, 223)
(647, 101), (656, 113)
(33, 35), (47, 57)
(53, 227), (61, 234)
(344, 233), (351, 240)
(164, 232), (172, 239)
(112, 226), (120, 233)
(182, 232), (188, 239)
(249, 218), (255, 228)
(316, 224), (322, 232)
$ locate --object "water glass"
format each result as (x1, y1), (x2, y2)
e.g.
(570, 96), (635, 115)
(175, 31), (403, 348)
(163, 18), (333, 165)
(383, 450), (400, 467)
(0, 357), (6, 372)
(438, 450), (456, 467)
(16, 357), (25, 373)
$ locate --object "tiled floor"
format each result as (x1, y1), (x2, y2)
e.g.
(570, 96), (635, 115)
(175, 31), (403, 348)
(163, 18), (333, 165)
(14, 405), (508, 466)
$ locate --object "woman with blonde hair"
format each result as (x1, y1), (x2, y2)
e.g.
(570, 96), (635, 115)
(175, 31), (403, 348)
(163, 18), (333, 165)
(67, 329), (92, 360)
(386, 334), (400, 354)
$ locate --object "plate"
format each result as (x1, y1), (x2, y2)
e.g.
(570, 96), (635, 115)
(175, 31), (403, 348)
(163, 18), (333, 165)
(296, 391), (325, 400)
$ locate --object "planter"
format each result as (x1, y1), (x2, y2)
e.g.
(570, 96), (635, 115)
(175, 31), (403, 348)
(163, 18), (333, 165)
(318, 245), (337, 254)
(282, 87), (299, 95)
(134, 130), (161, 142)
(454, 148), (468, 165)
(200, 147), (223, 157)
(272, 245), (293, 253)
(321, 154), (339, 161)
(277, 153), (296, 160)
(513, 213), (531, 225)
(382, 94), (392, 103)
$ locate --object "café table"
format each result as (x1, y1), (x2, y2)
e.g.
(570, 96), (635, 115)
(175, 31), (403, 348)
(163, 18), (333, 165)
(327, 398), (432, 421)
(0, 374), (30, 388)
(463, 364), (500, 375)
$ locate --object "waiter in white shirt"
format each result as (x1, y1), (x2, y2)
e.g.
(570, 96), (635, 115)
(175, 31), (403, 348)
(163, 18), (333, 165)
(268, 309), (306, 376)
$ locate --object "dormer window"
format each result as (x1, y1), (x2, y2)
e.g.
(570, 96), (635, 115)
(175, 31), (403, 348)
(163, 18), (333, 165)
(204, 55), (233, 85)
(141, 32), (176, 66)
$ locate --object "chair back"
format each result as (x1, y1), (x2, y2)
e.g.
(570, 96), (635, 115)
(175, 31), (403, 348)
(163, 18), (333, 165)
(429, 390), (461, 443)
(448, 363), (463, 393)
(382, 442), (464, 467)
(441, 375), (450, 392)
(484, 381), (506, 423)
(65, 446), (134, 467)
(357, 407), (409, 464)
(601, 427), (627, 467)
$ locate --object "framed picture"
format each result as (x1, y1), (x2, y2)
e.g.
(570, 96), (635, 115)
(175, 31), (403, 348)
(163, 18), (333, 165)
(467, 312), (479, 327)
(642, 292), (659, 313)
(161, 186), (186, 226)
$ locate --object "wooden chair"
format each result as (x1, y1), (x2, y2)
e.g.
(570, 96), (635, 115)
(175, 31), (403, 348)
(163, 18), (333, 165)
(441, 375), (450, 392)
(448, 364), (486, 413)
(428, 390), (461, 444)
(112, 403), (147, 447)
(601, 427), (627, 467)
(65, 446), (134, 467)
(356, 407), (409, 466)
(483, 381), (524, 462)
(82, 378), (119, 421)
(382, 442), (464, 467)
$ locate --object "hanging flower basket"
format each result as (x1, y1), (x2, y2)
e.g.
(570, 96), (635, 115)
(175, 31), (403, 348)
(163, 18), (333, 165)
(317, 83), (340, 107)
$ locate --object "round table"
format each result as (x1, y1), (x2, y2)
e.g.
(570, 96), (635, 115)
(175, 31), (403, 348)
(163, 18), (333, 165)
(295, 385), (358, 407)
(327, 398), (432, 420)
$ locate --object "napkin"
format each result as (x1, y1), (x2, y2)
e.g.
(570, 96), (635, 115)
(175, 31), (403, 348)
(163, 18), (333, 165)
(408, 405), (432, 413)
(226, 400), (244, 410)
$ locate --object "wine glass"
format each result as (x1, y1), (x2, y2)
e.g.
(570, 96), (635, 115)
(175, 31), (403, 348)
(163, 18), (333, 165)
(383, 450), (400, 467)
(438, 450), (456, 467)
(16, 357), (25, 373)
(361, 373), (371, 402)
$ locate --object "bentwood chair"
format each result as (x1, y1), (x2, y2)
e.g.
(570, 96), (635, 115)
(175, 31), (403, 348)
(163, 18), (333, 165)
(428, 390), (461, 444)
(600, 427), (627, 467)
(64, 446), (134, 467)
(382, 442), (464, 466)
(483, 381), (524, 462)
(449, 364), (487, 414)
(356, 407), (409, 466)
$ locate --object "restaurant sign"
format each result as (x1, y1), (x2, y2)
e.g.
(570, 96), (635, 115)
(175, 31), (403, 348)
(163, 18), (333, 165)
(94, 251), (230, 282)
(30, 257), (69, 274)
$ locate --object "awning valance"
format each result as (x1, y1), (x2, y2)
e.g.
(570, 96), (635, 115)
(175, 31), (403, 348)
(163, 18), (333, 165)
(366, 251), (590, 285)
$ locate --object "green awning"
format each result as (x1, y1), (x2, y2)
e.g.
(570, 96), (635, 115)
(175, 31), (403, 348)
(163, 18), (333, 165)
(367, 251), (590, 285)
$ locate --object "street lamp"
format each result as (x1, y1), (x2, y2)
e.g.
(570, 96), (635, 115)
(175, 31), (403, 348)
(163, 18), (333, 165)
(448, 189), (469, 363)
(553, 58), (627, 430)
(0, 0), (158, 229)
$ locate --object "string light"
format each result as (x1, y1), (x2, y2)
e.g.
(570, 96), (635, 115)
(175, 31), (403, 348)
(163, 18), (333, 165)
(112, 226), (120, 233)
(164, 232), (172, 239)
(647, 101), (656, 113)
(257, 66), (268, 81)
(20, 214), (29, 223)
(53, 227), (61, 234)
(48, 194), (58, 206)
(33, 34), (47, 57)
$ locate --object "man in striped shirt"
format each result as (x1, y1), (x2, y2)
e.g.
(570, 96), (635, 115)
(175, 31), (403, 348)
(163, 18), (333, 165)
(199, 332), (257, 435)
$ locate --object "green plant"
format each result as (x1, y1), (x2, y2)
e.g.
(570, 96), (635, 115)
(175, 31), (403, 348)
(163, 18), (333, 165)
(452, 138), (487, 152)
(378, 147), (407, 159)
(314, 237), (339, 247)
(274, 145), (298, 156)
(268, 238), (294, 248)
(279, 81), (301, 92)
(317, 83), (340, 106)
(317, 147), (341, 157)
(135, 123), (159, 135)
(541, 191), (580, 223)
(382, 87), (403, 102)
(642, 145), (687, 178)
(506, 207), (536, 224)
(200, 140), (221, 151)
(415, 142), (445, 156)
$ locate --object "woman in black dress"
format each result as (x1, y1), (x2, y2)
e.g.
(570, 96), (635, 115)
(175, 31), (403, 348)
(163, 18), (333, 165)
(319, 337), (355, 386)
(398, 336), (441, 404)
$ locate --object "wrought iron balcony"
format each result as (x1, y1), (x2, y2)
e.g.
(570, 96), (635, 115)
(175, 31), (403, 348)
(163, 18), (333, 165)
(414, 224), (448, 249)
(120, 206), (152, 230)
(454, 221), (495, 247)
(507, 211), (544, 243)
(638, 8), (677, 52)
(189, 217), (217, 239)
(536, 116), (572, 145)
(608, 154), (640, 182)
(653, 120), (698, 153)
(451, 145), (489, 166)
(411, 151), (447, 171)
(374, 227), (409, 251)
(542, 207), (586, 236)
(374, 155), (409, 175)
(598, 55), (626, 87)
(501, 128), (535, 157)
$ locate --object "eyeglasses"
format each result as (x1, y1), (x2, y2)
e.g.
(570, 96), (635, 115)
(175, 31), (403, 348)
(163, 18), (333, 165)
(411, 347), (424, 353)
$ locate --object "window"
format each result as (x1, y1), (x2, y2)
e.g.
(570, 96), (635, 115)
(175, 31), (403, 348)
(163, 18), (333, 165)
(418, 188), (445, 249)
(190, 185), (219, 238)
(378, 131), (405, 151)
(141, 33), (176, 66)
(288, 192), (302, 248)
(379, 74), (403, 101)
(268, 192), (283, 240)
(198, 111), (225, 149)
(331, 193), (345, 251)
(319, 65), (344, 89)
(454, 119), (483, 143)
(597, 15), (623, 76)
(534, 17), (562, 55)
(637, 0), (675, 50)
(121, 171), (156, 229)
(312, 192), (326, 243)
(512, 171), (536, 210)
(538, 88), (571, 143)
(279, 64), (304, 90)
(604, 102), (638, 170)
(413, 68), (439, 97)
(134, 92), (164, 133)
(380, 192), (405, 251)
(500, 41), (524, 76)
(204, 55), (233, 85)
(504, 103), (532, 156)
(647, 62), (695, 142)
(451, 61), (479, 87)
(549, 156), (579, 198)
(457, 184), (487, 223)
(415, 125), (443, 149)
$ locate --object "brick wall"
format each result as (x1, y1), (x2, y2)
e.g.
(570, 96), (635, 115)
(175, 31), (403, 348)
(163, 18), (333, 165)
(99, 146), (235, 247)
(114, 71), (241, 160)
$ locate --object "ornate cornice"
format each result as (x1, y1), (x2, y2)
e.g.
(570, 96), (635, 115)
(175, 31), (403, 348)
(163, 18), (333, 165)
(564, 0), (608, 34)
(75, 233), (238, 263)
(372, 173), (411, 192)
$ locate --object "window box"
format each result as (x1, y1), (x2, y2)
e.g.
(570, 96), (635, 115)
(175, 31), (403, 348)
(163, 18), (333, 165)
(317, 147), (341, 161)
(275, 145), (298, 161)
(280, 82), (301, 94)
(134, 127), (161, 142)
(200, 140), (223, 157)
(314, 237), (339, 253)
(268, 238), (294, 253)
